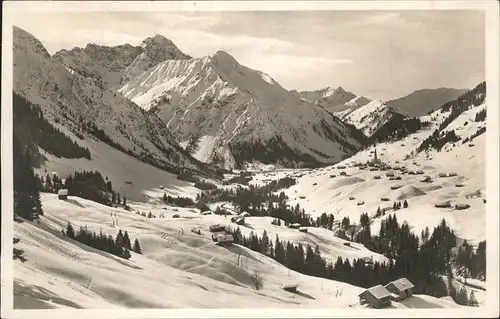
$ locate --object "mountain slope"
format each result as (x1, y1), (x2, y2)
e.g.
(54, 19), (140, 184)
(13, 26), (211, 180)
(342, 100), (408, 138)
(118, 50), (366, 168)
(386, 88), (469, 118)
(298, 87), (371, 116)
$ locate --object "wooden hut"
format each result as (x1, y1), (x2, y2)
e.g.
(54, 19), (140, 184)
(384, 278), (415, 301)
(283, 283), (298, 293)
(215, 234), (234, 246)
(58, 189), (68, 200)
(358, 285), (393, 309)
(435, 201), (452, 208)
(288, 223), (302, 229)
(455, 204), (471, 210)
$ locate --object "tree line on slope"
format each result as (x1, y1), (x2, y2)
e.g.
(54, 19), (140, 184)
(230, 216), (484, 306)
(439, 81), (486, 130)
(13, 92), (92, 163)
(13, 135), (43, 221)
(63, 223), (142, 259)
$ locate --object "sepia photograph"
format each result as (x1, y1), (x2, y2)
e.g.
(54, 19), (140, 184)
(1, 1), (499, 318)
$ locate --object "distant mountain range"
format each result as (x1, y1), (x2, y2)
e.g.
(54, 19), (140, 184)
(13, 25), (473, 171)
(15, 26), (368, 170)
(386, 88), (469, 118)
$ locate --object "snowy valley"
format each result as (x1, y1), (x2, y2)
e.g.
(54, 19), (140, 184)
(10, 24), (489, 312)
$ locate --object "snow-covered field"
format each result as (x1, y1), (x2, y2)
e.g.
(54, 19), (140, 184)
(248, 104), (486, 245)
(34, 139), (202, 202)
(14, 193), (366, 309)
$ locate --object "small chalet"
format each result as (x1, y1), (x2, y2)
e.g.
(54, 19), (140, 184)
(435, 201), (452, 208)
(58, 189), (68, 200)
(298, 227), (308, 233)
(421, 176), (432, 183)
(215, 234), (234, 246)
(283, 283), (298, 293)
(455, 203), (471, 210)
(288, 223), (301, 229)
(209, 224), (226, 232)
(384, 277), (415, 301)
(358, 285), (393, 309)
(390, 185), (402, 190)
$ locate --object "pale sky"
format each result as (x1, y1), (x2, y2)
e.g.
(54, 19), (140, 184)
(12, 10), (485, 100)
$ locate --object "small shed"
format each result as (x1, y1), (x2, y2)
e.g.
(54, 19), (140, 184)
(416, 170), (424, 175)
(455, 183), (465, 188)
(381, 197), (390, 202)
(455, 203), (471, 210)
(386, 172), (395, 177)
(357, 201), (365, 206)
(374, 175), (381, 180)
(298, 227), (308, 233)
(435, 201), (452, 208)
(384, 278), (415, 301)
(390, 185), (402, 190)
(358, 285), (392, 309)
(349, 196), (355, 200)
(215, 234), (234, 246)
(209, 224), (226, 232)
(58, 189), (68, 200)
(438, 172), (448, 178)
(160, 185), (164, 189)
(421, 176), (432, 183)
(448, 172), (458, 177)
(239, 212), (251, 217)
(235, 217), (245, 225)
(288, 223), (301, 229)
(283, 283), (298, 293)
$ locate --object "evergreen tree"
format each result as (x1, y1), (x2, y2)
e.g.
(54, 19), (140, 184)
(123, 196), (127, 207)
(123, 231), (132, 250)
(115, 230), (124, 247)
(456, 287), (469, 306)
(403, 200), (408, 208)
(469, 290), (479, 307)
(133, 238), (142, 254)
(66, 222), (75, 239)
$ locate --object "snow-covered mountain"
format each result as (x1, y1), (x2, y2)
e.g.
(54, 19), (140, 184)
(118, 50), (367, 168)
(297, 86), (371, 116)
(52, 34), (191, 89)
(386, 88), (468, 118)
(342, 100), (408, 138)
(13, 26), (209, 178)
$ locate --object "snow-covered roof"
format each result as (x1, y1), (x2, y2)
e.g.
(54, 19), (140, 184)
(385, 278), (415, 292)
(58, 189), (68, 195)
(359, 285), (392, 299)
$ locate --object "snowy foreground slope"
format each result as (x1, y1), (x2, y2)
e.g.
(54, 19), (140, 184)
(15, 193), (362, 309)
(14, 193), (468, 309)
(251, 103), (487, 245)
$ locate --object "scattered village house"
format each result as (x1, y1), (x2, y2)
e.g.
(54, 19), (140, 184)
(358, 285), (393, 309)
(384, 278), (415, 301)
(215, 234), (234, 246)
(58, 189), (68, 200)
(283, 283), (298, 293)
